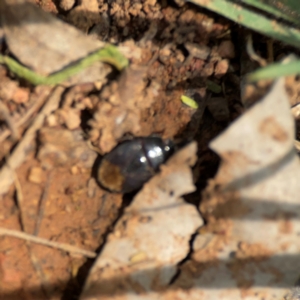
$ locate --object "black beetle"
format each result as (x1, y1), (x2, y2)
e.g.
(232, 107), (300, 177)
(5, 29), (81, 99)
(97, 137), (174, 193)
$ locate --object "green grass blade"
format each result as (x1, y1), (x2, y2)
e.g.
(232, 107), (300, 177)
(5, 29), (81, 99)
(188, 0), (300, 48)
(247, 60), (300, 82)
(237, 0), (300, 27)
(45, 45), (128, 85)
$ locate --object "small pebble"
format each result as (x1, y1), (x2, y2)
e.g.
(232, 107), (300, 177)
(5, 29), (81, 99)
(70, 165), (79, 175)
(57, 108), (81, 130)
(59, 0), (75, 11)
(28, 167), (44, 184)
(214, 59), (229, 78)
(46, 114), (58, 127)
(12, 87), (30, 104)
(184, 42), (211, 60)
(218, 40), (235, 59)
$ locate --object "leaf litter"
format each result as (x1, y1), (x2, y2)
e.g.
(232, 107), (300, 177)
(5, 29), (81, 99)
(1, 0), (300, 300)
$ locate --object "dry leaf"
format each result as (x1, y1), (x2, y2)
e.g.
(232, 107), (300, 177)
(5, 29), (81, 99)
(165, 79), (300, 299)
(0, 0), (104, 75)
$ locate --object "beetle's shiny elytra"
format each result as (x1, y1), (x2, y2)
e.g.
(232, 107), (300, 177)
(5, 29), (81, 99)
(97, 137), (174, 193)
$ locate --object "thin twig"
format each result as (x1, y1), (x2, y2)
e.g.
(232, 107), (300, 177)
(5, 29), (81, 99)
(34, 171), (54, 236)
(0, 100), (19, 140)
(0, 227), (97, 258)
(28, 249), (52, 299)
(11, 169), (28, 232)
(246, 34), (267, 67)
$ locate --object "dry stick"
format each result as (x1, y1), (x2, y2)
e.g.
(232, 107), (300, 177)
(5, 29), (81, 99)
(0, 100), (19, 140)
(0, 227), (97, 258)
(12, 170), (52, 298)
(246, 34), (267, 67)
(34, 171), (54, 236)
(0, 86), (64, 196)
(30, 152), (64, 294)
(28, 250), (52, 299)
(0, 87), (51, 143)
(12, 169), (28, 232)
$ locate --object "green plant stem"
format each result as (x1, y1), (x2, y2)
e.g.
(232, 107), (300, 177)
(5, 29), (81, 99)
(0, 44), (128, 85)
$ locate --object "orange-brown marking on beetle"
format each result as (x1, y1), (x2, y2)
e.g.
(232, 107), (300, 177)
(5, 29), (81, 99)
(98, 160), (124, 192)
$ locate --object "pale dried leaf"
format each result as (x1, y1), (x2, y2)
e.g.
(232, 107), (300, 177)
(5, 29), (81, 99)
(0, 0), (104, 75)
(169, 79), (300, 299)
